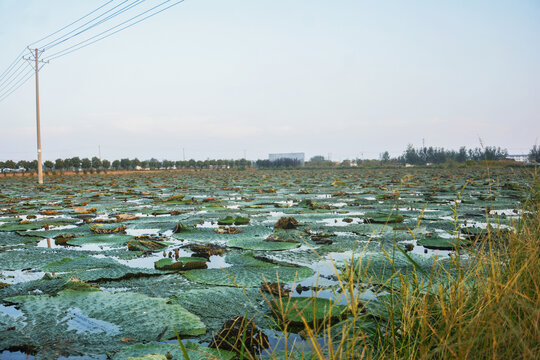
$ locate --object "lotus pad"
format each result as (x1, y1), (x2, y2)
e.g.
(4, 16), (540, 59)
(170, 287), (267, 337)
(271, 296), (348, 325)
(182, 253), (314, 287)
(228, 238), (301, 251)
(112, 341), (235, 360)
(5, 289), (206, 355)
(154, 257), (207, 271)
(41, 256), (163, 282)
(417, 236), (471, 250)
(364, 213), (404, 224)
(65, 233), (131, 246)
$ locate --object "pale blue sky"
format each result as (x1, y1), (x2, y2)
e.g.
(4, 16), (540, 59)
(1, 0), (539, 161)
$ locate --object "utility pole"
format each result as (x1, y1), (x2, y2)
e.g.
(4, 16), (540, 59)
(23, 48), (48, 184)
(98, 145), (101, 161)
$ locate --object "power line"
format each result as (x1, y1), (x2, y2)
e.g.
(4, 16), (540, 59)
(0, 61), (28, 93)
(0, 64), (36, 104)
(41, 0), (145, 50)
(45, 0), (185, 61)
(28, 0), (116, 46)
(0, 49), (26, 83)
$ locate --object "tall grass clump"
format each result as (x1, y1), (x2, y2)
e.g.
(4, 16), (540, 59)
(261, 179), (539, 359)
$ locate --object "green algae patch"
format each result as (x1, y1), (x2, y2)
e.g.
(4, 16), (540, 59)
(182, 253), (314, 287)
(271, 296), (348, 326)
(4, 289), (206, 354)
(112, 341), (235, 360)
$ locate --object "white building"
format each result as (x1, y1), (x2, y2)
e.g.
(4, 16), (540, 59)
(269, 152), (305, 166)
(506, 154), (529, 163)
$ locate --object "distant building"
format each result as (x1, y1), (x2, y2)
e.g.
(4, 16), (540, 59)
(506, 154), (529, 163)
(269, 152), (305, 166)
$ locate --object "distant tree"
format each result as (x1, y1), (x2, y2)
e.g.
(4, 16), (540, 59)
(55, 159), (64, 171)
(44, 160), (54, 170)
(403, 145), (422, 165)
(148, 159), (160, 169)
(162, 160), (174, 169)
(529, 145), (540, 163)
(4, 160), (16, 169)
(102, 159), (111, 169)
(29, 160), (38, 172)
(380, 151), (390, 163)
(310, 155), (325, 162)
(341, 160), (351, 167)
(112, 160), (120, 170)
(71, 157), (81, 171)
(120, 158), (131, 170)
(81, 158), (91, 171)
(91, 157), (102, 169)
(457, 147), (467, 162)
(131, 158), (141, 170)
(17, 161), (29, 172)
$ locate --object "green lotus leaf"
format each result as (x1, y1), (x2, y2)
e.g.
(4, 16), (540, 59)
(363, 212), (404, 224)
(417, 236), (471, 250)
(228, 238), (301, 251)
(271, 296), (348, 326)
(154, 257), (207, 271)
(41, 256), (163, 282)
(169, 287), (267, 339)
(217, 216), (235, 225)
(66, 233), (132, 246)
(182, 253), (314, 287)
(5, 289), (206, 354)
(112, 341), (235, 360)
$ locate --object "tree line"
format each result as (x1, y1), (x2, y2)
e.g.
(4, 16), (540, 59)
(1, 145), (538, 174)
(390, 145), (510, 165)
(0, 157), (253, 173)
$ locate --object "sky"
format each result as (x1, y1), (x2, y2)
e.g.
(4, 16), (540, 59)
(0, 0), (539, 162)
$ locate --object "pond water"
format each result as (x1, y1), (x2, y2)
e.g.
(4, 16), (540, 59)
(0, 168), (530, 358)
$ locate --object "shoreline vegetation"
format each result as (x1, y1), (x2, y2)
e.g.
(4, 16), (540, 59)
(1, 144), (539, 175)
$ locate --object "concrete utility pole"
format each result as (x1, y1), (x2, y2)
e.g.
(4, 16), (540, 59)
(23, 48), (48, 184)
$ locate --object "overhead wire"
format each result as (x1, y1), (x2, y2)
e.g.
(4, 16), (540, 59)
(0, 63), (35, 104)
(0, 0), (186, 104)
(45, 0), (185, 61)
(28, 0), (116, 46)
(41, 0), (146, 50)
(0, 60), (28, 92)
(0, 49), (27, 83)
(46, 0), (184, 60)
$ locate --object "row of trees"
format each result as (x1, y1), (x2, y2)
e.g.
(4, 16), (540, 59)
(0, 157), (253, 172)
(256, 158), (303, 168)
(391, 145), (510, 165)
(1, 145), (538, 173)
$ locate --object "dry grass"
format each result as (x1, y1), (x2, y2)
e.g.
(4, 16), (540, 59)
(257, 178), (540, 359)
